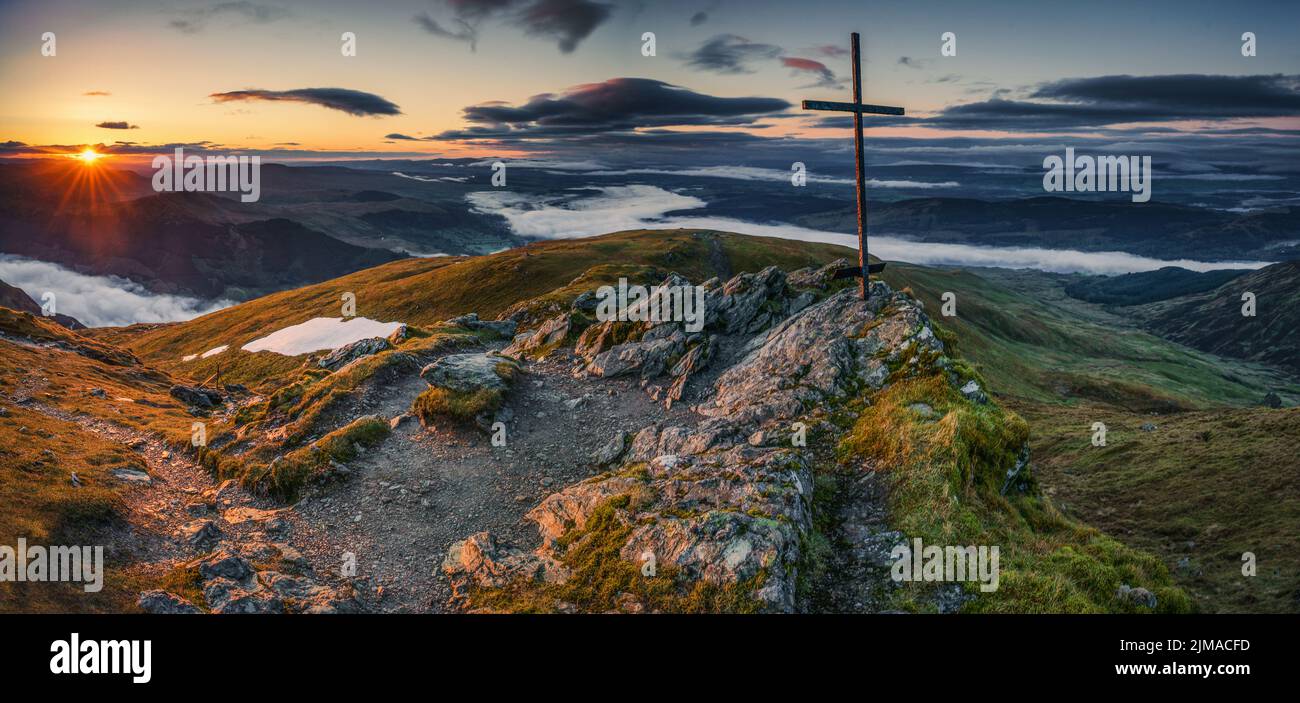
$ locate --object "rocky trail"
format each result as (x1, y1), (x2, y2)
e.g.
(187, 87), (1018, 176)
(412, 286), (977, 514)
(11, 373), (360, 613)
(22, 260), (964, 613)
(286, 326), (754, 611)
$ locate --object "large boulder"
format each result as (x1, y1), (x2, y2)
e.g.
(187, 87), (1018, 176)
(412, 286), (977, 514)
(419, 353), (517, 393)
(170, 385), (222, 408)
(446, 313), (518, 339)
(318, 337), (390, 371)
(502, 313), (578, 359)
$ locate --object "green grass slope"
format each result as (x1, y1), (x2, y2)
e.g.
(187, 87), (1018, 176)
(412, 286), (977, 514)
(112, 229), (854, 387)
(873, 263), (1298, 612)
(879, 264), (1298, 409)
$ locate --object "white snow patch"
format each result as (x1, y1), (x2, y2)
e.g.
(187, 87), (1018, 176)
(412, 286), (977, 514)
(240, 317), (404, 357)
(200, 345), (228, 359)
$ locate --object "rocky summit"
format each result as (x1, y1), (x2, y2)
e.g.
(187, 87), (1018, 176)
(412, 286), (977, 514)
(4, 230), (1222, 617)
(443, 266), (960, 612)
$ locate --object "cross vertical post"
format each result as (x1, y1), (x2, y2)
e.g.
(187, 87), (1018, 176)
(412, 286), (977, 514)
(801, 32), (905, 301)
(851, 32), (868, 299)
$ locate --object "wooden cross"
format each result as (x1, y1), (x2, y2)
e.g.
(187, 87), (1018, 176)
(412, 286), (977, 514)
(802, 32), (904, 300)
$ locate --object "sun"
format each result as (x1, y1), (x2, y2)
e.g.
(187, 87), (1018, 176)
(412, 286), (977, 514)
(75, 148), (102, 165)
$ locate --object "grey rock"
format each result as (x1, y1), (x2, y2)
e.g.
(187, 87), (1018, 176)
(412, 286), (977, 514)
(318, 337), (390, 371)
(1117, 583), (1158, 609)
(170, 385), (222, 408)
(198, 550), (254, 582)
(959, 379), (988, 404)
(447, 312), (518, 339)
(421, 353), (518, 393)
(179, 520), (221, 548)
(111, 468), (152, 485)
(502, 313), (575, 359)
(592, 431), (630, 466)
(137, 590), (203, 614)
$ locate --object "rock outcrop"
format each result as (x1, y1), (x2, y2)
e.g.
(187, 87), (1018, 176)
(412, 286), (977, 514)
(419, 353), (517, 394)
(169, 385), (223, 408)
(319, 337), (390, 371)
(444, 271), (955, 613)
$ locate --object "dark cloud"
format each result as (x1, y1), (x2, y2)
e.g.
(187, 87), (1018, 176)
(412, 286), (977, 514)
(413, 12), (477, 49)
(209, 88), (401, 116)
(83, 91), (111, 97)
(168, 1), (289, 33)
(682, 34), (781, 74)
(95, 121), (139, 130)
(448, 0), (518, 20)
(897, 56), (929, 69)
(413, 0), (612, 53)
(433, 77), (789, 141)
(1030, 73), (1300, 116)
(384, 133), (423, 141)
(690, 11), (708, 26)
(781, 57), (840, 89)
(516, 0), (612, 53)
(920, 74), (1300, 131)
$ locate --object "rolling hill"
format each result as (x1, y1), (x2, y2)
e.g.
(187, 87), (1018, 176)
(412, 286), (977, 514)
(1133, 261), (1300, 376)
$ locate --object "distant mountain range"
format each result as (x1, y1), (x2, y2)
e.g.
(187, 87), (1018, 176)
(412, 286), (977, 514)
(0, 160), (521, 300)
(1063, 266), (1250, 305)
(794, 197), (1300, 262)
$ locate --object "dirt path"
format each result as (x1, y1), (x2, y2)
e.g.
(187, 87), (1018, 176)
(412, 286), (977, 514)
(288, 351), (698, 612)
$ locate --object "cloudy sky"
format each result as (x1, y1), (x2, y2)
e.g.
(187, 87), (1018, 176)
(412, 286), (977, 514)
(1, 0), (1298, 171)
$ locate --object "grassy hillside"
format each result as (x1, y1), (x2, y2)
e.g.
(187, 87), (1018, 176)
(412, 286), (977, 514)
(1014, 401), (1300, 613)
(879, 264), (1298, 409)
(874, 263), (1299, 612)
(1135, 261), (1300, 376)
(7, 229), (1294, 612)
(1063, 266), (1248, 306)
(108, 229), (855, 387)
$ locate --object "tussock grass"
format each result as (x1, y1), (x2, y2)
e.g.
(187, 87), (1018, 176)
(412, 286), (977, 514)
(213, 415), (390, 501)
(411, 387), (503, 425)
(841, 373), (1191, 613)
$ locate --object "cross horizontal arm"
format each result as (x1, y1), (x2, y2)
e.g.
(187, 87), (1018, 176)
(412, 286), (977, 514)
(801, 99), (904, 116)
